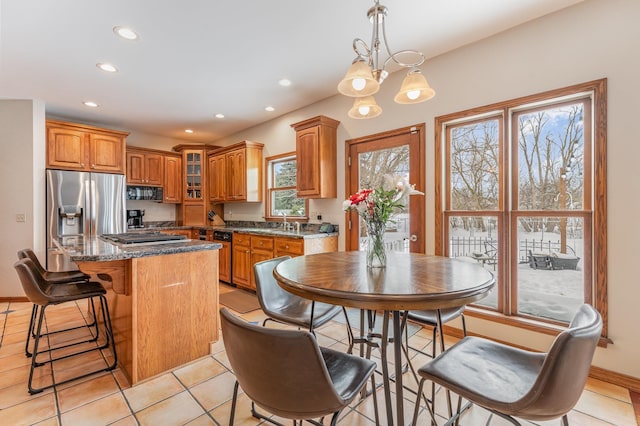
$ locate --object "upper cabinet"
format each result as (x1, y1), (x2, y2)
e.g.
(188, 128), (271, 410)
(208, 153), (226, 202)
(126, 148), (164, 186)
(46, 120), (128, 174)
(163, 153), (182, 203)
(172, 144), (219, 226)
(290, 116), (340, 198)
(208, 141), (263, 203)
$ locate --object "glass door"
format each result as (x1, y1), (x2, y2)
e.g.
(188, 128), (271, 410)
(345, 125), (425, 253)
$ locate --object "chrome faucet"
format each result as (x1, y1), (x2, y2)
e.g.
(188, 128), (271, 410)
(282, 212), (287, 230)
(295, 222), (301, 234)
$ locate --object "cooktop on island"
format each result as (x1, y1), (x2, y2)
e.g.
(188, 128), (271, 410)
(101, 232), (187, 245)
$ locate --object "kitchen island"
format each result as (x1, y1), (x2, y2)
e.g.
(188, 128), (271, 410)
(55, 235), (222, 385)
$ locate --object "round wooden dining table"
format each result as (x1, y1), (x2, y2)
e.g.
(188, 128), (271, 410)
(273, 251), (495, 426)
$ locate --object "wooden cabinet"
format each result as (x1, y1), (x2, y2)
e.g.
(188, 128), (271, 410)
(47, 120), (128, 173)
(290, 116), (340, 198)
(232, 233), (274, 290)
(232, 234), (252, 289)
(207, 141), (264, 203)
(274, 236), (338, 258)
(217, 240), (231, 283)
(172, 144), (219, 226)
(208, 153), (226, 202)
(232, 232), (338, 290)
(274, 237), (305, 257)
(126, 148), (164, 186)
(163, 154), (182, 203)
(226, 149), (246, 201)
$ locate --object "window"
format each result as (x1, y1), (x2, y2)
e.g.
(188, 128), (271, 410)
(435, 80), (607, 338)
(265, 152), (308, 220)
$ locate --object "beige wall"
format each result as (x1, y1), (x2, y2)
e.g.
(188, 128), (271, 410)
(0, 100), (46, 296)
(2, 0), (637, 378)
(214, 0), (640, 378)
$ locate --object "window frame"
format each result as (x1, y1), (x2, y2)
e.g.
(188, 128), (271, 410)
(435, 79), (608, 342)
(264, 151), (309, 222)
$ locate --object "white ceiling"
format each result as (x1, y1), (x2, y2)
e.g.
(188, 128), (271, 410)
(0, 0), (582, 142)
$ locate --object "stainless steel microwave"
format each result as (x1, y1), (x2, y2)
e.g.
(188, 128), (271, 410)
(126, 186), (163, 201)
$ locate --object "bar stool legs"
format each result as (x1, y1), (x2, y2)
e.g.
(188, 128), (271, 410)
(27, 294), (117, 394)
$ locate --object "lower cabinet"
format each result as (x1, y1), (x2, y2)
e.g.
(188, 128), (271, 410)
(231, 232), (338, 290)
(232, 234), (253, 289)
(217, 240), (231, 283)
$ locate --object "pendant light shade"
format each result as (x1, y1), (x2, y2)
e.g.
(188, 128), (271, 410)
(394, 69), (435, 104)
(348, 96), (382, 119)
(338, 59), (380, 97)
(339, 1), (435, 118)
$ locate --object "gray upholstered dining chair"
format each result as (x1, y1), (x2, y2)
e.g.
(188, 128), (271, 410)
(411, 304), (602, 425)
(14, 258), (117, 394)
(219, 307), (379, 426)
(254, 256), (355, 350)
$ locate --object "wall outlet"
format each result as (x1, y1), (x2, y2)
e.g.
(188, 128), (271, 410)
(316, 214), (322, 221)
(16, 213), (26, 222)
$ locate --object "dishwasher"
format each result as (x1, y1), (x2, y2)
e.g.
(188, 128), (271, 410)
(213, 230), (233, 283)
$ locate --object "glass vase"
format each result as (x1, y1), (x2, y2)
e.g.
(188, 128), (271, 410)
(365, 220), (387, 268)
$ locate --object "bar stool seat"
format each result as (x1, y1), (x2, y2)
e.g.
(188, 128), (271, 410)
(14, 258), (117, 394)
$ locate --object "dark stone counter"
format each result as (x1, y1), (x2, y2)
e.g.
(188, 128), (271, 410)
(55, 235), (221, 262)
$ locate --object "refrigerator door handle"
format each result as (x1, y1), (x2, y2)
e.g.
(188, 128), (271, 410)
(90, 177), (97, 236)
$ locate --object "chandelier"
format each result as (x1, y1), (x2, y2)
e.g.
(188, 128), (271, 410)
(338, 0), (435, 119)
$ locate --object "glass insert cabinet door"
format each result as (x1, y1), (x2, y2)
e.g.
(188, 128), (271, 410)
(185, 151), (203, 200)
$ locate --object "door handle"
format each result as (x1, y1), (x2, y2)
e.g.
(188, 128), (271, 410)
(410, 234), (418, 242)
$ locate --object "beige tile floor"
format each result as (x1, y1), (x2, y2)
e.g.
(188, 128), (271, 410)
(1, 286), (638, 426)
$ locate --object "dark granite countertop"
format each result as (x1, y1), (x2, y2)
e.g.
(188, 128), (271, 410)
(221, 227), (337, 239)
(142, 222), (338, 239)
(54, 235), (221, 262)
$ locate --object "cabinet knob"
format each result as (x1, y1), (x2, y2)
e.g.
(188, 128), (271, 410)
(285, 245), (289, 249)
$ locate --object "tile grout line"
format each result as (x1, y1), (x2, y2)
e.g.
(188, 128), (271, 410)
(170, 362), (224, 424)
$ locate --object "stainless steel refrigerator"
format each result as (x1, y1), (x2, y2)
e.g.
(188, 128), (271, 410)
(46, 169), (127, 271)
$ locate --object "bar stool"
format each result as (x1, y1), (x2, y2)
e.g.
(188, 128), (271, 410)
(14, 258), (117, 394)
(17, 249), (95, 356)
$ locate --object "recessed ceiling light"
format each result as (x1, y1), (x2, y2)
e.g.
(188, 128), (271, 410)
(83, 101), (99, 108)
(113, 26), (139, 41)
(278, 78), (292, 87)
(265, 106), (275, 112)
(185, 129), (194, 134)
(215, 113), (225, 119)
(96, 63), (118, 73)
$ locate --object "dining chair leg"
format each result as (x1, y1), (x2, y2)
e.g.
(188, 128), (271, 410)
(229, 381), (239, 425)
